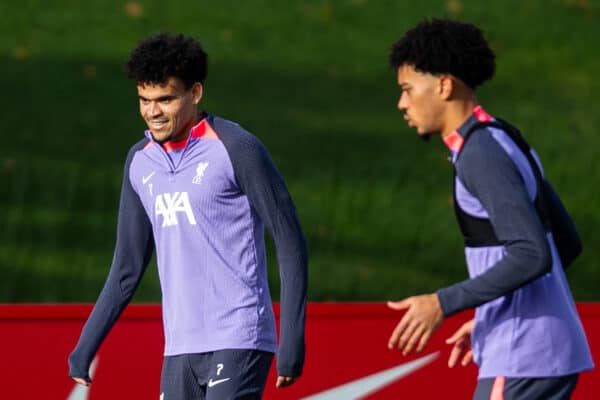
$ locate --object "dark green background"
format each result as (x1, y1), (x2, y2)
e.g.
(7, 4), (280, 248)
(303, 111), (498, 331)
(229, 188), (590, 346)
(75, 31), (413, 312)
(1, 0), (598, 302)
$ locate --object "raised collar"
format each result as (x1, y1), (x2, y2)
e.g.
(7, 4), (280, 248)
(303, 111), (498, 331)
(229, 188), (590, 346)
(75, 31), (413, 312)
(144, 112), (218, 152)
(442, 105), (493, 153)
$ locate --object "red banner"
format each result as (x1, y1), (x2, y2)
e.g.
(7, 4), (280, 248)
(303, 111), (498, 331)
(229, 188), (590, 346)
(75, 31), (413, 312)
(0, 303), (597, 399)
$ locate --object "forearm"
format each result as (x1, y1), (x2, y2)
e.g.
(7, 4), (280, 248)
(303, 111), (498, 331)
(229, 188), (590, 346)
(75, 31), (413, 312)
(277, 247), (308, 376)
(443, 132), (552, 316)
(438, 240), (550, 316)
(68, 273), (133, 379)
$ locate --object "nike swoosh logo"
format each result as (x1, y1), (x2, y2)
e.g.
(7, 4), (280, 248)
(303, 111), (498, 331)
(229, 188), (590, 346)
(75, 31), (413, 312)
(142, 171), (156, 184)
(208, 377), (231, 388)
(301, 352), (439, 400)
(67, 357), (99, 400)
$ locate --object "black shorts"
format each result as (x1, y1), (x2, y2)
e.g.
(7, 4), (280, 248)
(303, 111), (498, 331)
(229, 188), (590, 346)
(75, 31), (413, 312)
(473, 374), (579, 400)
(160, 349), (274, 400)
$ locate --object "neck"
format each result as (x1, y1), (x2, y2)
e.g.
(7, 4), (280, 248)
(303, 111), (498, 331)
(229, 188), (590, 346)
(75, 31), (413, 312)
(169, 110), (203, 143)
(440, 94), (478, 139)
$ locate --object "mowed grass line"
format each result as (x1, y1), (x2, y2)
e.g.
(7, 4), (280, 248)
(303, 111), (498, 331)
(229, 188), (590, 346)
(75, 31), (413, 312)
(1, 0), (599, 302)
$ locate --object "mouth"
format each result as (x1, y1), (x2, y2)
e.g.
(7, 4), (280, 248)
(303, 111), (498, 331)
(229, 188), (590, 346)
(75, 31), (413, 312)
(148, 119), (169, 131)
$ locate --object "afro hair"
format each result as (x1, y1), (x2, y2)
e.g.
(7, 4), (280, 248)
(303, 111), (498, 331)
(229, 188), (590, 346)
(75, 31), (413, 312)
(389, 19), (495, 89)
(126, 33), (207, 88)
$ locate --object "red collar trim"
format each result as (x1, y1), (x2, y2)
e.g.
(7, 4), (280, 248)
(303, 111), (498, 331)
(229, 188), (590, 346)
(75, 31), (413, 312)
(189, 118), (219, 140)
(442, 131), (464, 152)
(443, 105), (492, 152)
(160, 117), (219, 152)
(473, 105), (492, 122)
(162, 137), (187, 152)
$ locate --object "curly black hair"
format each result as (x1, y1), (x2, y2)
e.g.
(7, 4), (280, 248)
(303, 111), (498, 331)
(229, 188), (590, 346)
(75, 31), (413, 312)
(126, 33), (208, 88)
(389, 19), (495, 89)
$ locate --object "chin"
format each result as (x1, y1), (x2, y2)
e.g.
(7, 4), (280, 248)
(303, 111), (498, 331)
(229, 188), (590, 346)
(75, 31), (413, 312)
(150, 132), (170, 143)
(417, 126), (437, 135)
(418, 133), (432, 142)
(416, 128), (436, 142)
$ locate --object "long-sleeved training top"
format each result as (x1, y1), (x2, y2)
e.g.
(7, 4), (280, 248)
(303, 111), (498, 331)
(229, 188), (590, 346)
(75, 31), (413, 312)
(436, 106), (593, 378)
(69, 113), (308, 380)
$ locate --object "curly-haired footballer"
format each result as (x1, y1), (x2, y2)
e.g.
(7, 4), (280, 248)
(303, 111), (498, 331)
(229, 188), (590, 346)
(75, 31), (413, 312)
(386, 19), (593, 399)
(68, 33), (308, 399)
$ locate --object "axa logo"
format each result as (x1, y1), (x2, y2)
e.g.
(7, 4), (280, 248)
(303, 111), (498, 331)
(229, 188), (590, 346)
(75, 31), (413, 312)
(155, 192), (197, 227)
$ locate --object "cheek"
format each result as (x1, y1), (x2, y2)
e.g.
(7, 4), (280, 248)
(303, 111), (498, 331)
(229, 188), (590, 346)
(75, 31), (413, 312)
(168, 106), (183, 119)
(174, 107), (193, 124)
(408, 95), (424, 116)
(412, 92), (434, 114)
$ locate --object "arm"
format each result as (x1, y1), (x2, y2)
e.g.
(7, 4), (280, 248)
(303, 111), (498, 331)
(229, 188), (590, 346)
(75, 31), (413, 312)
(437, 134), (552, 316)
(222, 128), (308, 380)
(68, 143), (154, 383)
(387, 133), (552, 354)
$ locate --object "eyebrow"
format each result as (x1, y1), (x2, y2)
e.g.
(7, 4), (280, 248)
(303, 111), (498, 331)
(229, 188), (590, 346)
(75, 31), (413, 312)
(139, 94), (179, 102)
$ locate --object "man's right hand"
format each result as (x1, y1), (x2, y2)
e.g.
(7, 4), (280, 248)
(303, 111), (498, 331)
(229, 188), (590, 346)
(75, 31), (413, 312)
(72, 377), (91, 387)
(276, 375), (298, 388)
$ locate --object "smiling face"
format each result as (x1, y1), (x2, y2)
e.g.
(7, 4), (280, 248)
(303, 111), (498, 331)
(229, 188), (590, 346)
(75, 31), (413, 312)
(396, 64), (447, 137)
(137, 77), (203, 143)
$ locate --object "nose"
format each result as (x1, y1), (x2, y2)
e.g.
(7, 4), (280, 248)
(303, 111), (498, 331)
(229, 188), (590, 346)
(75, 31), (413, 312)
(148, 101), (162, 117)
(397, 92), (408, 111)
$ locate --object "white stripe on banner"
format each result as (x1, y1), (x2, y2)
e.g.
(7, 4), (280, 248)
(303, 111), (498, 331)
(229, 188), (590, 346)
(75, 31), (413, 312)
(301, 352), (439, 400)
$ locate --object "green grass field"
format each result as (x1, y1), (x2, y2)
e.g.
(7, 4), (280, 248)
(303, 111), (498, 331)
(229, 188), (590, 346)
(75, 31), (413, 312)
(1, 0), (599, 302)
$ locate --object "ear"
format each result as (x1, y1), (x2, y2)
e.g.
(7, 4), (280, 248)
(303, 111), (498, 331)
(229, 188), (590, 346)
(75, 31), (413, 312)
(191, 83), (203, 105)
(438, 75), (454, 100)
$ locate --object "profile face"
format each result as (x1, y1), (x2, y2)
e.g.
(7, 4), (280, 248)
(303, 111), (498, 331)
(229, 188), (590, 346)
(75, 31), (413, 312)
(137, 77), (202, 143)
(396, 64), (445, 137)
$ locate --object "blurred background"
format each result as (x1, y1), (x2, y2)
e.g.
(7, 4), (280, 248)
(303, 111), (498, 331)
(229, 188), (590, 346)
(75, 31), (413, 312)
(1, 0), (598, 302)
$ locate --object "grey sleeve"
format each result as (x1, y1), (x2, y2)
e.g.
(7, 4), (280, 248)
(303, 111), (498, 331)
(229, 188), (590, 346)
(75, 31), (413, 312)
(437, 133), (551, 316)
(217, 120), (308, 377)
(68, 141), (154, 382)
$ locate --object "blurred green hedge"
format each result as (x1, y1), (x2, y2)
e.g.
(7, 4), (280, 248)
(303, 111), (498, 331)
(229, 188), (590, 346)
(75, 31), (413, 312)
(1, 0), (598, 302)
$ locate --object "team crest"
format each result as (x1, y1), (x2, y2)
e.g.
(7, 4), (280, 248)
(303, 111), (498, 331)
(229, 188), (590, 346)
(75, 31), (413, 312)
(192, 162), (209, 184)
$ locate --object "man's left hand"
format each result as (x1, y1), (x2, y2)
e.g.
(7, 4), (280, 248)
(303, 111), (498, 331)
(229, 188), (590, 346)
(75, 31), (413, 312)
(387, 293), (444, 355)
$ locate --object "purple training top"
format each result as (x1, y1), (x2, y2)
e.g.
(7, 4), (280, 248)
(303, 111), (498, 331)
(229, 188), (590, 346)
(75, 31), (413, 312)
(69, 114), (308, 380)
(437, 106), (593, 378)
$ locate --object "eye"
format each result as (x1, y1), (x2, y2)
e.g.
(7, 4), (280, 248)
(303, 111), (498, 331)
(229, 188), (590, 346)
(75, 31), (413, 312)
(158, 96), (178, 105)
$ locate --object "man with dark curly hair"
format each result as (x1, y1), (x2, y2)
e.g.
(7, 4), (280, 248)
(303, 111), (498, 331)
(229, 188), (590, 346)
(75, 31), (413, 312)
(68, 33), (308, 399)
(385, 19), (593, 399)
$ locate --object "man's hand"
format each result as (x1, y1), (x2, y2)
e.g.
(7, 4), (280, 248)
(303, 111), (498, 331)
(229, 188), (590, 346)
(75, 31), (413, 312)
(276, 375), (297, 388)
(71, 377), (91, 386)
(446, 319), (474, 368)
(387, 293), (444, 355)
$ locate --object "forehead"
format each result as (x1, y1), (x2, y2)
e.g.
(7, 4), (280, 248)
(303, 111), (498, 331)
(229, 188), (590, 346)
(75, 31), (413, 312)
(137, 77), (186, 97)
(397, 64), (435, 86)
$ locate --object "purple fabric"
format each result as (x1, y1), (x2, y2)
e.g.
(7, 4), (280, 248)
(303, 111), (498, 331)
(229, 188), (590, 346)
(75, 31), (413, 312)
(452, 122), (593, 377)
(69, 115), (307, 380)
(129, 128), (277, 355)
